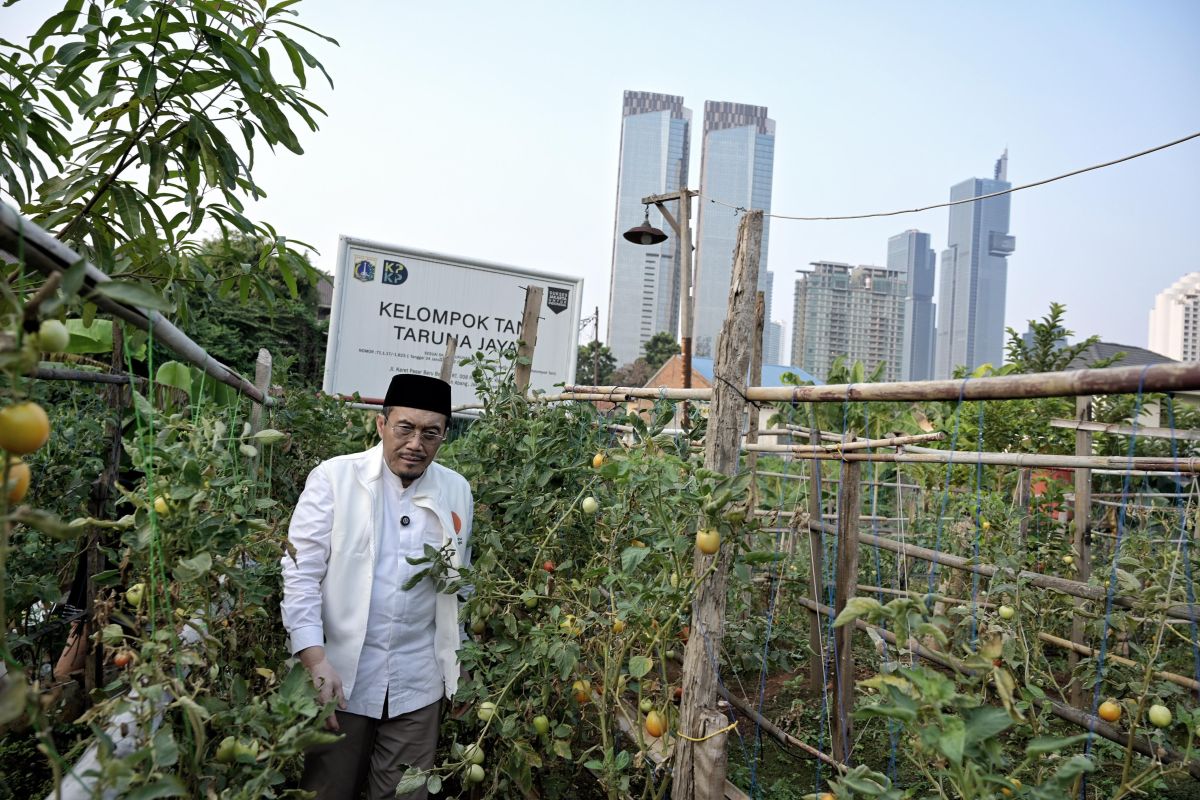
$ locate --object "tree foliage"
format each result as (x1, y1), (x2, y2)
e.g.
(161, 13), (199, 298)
(642, 331), (679, 371)
(0, 0), (335, 317)
(576, 340), (616, 385)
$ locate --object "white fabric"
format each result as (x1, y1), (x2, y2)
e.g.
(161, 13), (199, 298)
(281, 444), (473, 702)
(344, 468), (442, 718)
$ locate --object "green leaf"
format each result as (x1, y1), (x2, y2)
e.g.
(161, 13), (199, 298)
(963, 705), (1013, 744)
(90, 280), (174, 312)
(1025, 733), (1090, 756)
(174, 552), (213, 582)
(833, 596), (881, 628)
(124, 776), (187, 799)
(628, 655), (652, 679)
(619, 546), (650, 573)
(8, 507), (79, 539)
(937, 716), (966, 765)
(393, 768), (428, 795)
(155, 361), (192, 394)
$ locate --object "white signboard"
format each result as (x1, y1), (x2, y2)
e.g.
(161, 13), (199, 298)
(323, 237), (582, 407)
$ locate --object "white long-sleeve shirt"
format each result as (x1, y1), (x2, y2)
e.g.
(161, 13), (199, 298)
(284, 461), (447, 718)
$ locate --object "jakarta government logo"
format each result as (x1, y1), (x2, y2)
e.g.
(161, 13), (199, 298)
(382, 260), (409, 286)
(353, 257), (376, 282)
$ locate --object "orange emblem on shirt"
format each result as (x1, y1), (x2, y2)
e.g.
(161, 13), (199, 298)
(451, 511), (462, 534)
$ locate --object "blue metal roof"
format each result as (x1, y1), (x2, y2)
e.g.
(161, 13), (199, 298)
(690, 356), (822, 387)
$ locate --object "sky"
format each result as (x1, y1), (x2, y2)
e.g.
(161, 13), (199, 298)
(4, 1), (1200, 363)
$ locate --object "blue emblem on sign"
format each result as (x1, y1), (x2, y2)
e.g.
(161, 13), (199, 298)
(382, 260), (408, 286)
(353, 259), (376, 282)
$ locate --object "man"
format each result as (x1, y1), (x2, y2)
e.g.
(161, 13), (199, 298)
(282, 373), (473, 800)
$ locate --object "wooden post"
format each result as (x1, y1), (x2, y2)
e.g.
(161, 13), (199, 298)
(807, 428), (826, 694)
(831, 459), (861, 763)
(440, 335), (458, 383)
(514, 286), (543, 394)
(1016, 468), (1032, 547)
(84, 322), (128, 693)
(1069, 396), (1093, 706)
(745, 291), (766, 492)
(672, 210), (761, 800)
(247, 348), (273, 478)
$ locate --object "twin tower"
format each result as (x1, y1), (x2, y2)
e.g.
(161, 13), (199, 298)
(606, 90), (1016, 383)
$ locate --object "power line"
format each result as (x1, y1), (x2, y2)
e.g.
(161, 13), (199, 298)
(699, 131), (1200, 222)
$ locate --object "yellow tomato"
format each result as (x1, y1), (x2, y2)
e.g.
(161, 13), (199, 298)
(644, 709), (666, 737)
(0, 402), (50, 454)
(696, 528), (720, 555)
(4, 458), (30, 503)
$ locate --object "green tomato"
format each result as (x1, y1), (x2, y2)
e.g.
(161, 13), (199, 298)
(477, 701), (497, 722)
(215, 735), (238, 764)
(581, 496), (599, 515)
(639, 698), (653, 714)
(1148, 704), (1172, 728)
(125, 582), (145, 608)
(463, 742), (485, 765)
(466, 764), (485, 784)
(35, 319), (70, 353)
(998, 605), (1015, 620)
(532, 715), (550, 735)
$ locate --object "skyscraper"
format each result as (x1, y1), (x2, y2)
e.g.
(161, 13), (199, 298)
(933, 151), (1016, 378)
(887, 229), (937, 381)
(693, 101), (775, 358)
(791, 261), (907, 382)
(765, 321), (783, 365)
(606, 91), (691, 367)
(1148, 272), (1200, 360)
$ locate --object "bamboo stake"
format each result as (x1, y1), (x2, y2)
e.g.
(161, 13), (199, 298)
(1037, 631), (1200, 692)
(1069, 396), (1092, 707)
(439, 334), (458, 382)
(0, 202), (272, 405)
(564, 360), (1200, 402)
(831, 460), (861, 762)
(1049, 418), (1200, 441)
(849, 528), (1200, 622)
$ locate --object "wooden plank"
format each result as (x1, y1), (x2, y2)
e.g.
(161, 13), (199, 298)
(831, 459), (861, 763)
(1069, 396), (1092, 707)
(439, 334), (458, 382)
(673, 210), (761, 800)
(806, 433), (826, 694)
(514, 286), (543, 393)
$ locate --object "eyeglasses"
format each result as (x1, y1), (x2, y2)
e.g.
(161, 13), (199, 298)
(389, 423), (446, 445)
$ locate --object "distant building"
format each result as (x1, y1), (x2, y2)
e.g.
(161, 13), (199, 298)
(693, 101), (775, 359)
(934, 151), (1016, 378)
(791, 261), (907, 382)
(606, 91), (692, 367)
(887, 230), (936, 381)
(765, 320), (783, 366)
(1148, 272), (1200, 361)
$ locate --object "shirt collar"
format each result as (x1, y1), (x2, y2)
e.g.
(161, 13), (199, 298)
(380, 455), (428, 497)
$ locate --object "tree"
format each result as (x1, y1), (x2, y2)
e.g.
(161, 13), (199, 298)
(0, 0), (335, 318)
(576, 341), (616, 385)
(643, 331), (680, 371)
(1004, 301), (1115, 373)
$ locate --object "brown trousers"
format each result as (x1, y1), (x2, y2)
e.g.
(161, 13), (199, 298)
(301, 698), (441, 800)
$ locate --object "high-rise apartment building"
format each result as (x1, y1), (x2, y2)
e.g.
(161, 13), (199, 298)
(765, 321), (783, 365)
(887, 229), (937, 381)
(606, 91), (691, 366)
(933, 151), (1016, 378)
(791, 261), (907, 382)
(1149, 272), (1200, 361)
(693, 101), (775, 358)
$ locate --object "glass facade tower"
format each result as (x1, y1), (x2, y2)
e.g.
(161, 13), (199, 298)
(934, 151), (1016, 378)
(606, 91), (692, 367)
(693, 101), (775, 358)
(887, 229), (937, 381)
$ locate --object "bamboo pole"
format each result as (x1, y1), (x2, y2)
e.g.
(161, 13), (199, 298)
(713, 681), (847, 774)
(439, 334), (458, 382)
(741, 444), (1200, 474)
(673, 210), (761, 800)
(794, 596), (1200, 780)
(850, 528), (1200, 622)
(1037, 631), (1200, 693)
(33, 366), (145, 385)
(806, 435), (825, 694)
(1050, 418), (1200, 441)
(564, 361), (1200, 403)
(0, 202), (273, 405)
